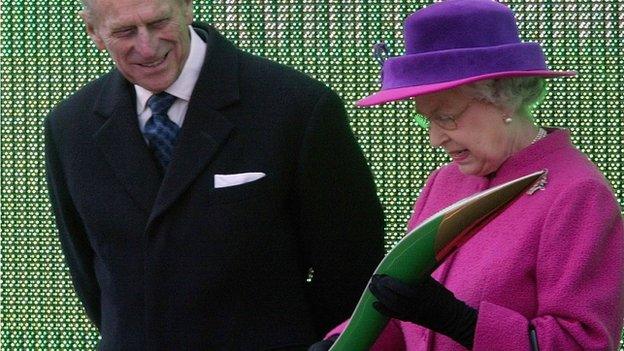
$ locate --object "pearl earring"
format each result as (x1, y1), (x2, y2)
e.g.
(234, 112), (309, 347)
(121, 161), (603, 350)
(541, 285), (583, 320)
(504, 116), (513, 124)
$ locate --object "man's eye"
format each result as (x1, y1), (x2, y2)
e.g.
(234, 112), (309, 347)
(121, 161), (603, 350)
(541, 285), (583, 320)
(151, 19), (169, 28)
(113, 28), (135, 37)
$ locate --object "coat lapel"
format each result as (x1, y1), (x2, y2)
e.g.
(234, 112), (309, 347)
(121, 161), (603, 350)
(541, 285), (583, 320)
(148, 24), (239, 223)
(93, 70), (163, 213)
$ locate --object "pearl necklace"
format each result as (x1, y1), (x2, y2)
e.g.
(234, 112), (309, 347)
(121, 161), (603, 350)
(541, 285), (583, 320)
(531, 127), (547, 144)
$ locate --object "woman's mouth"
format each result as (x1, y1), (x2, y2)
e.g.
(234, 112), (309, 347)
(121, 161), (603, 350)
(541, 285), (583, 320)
(449, 149), (469, 162)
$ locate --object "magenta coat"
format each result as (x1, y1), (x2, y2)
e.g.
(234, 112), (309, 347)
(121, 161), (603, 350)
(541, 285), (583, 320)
(328, 129), (624, 350)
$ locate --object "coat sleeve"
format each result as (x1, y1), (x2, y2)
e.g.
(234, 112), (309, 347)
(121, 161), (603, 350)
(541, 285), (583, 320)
(295, 88), (385, 336)
(45, 116), (102, 330)
(473, 178), (624, 351)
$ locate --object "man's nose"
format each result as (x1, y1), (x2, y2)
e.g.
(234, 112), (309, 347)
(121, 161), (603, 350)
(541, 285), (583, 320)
(134, 28), (158, 58)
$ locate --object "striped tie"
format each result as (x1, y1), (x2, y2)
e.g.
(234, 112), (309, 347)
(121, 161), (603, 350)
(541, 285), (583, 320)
(143, 92), (180, 168)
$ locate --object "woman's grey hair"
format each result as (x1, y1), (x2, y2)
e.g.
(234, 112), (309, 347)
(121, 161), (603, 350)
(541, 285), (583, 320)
(460, 77), (547, 120)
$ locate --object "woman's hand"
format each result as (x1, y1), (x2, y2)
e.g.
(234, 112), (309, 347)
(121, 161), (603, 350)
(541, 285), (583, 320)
(369, 274), (478, 349)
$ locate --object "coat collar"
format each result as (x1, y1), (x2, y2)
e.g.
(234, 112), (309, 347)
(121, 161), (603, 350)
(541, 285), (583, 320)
(485, 128), (571, 187)
(93, 23), (239, 220)
(93, 71), (163, 214)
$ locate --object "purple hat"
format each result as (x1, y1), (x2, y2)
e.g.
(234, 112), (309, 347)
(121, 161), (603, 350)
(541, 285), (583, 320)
(357, 0), (576, 107)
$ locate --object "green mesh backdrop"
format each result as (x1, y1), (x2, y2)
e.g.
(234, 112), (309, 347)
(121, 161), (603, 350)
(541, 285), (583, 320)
(1, 0), (623, 349)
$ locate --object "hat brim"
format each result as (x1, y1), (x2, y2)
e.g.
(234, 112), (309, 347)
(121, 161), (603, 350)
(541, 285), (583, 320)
(356, 70), (576, 107)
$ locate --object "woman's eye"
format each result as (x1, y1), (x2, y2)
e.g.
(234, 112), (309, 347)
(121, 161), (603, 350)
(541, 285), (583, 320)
(436, 115), (454, 122)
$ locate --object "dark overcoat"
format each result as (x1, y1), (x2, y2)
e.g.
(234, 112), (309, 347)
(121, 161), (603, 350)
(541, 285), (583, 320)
(45, 23), (384, 350)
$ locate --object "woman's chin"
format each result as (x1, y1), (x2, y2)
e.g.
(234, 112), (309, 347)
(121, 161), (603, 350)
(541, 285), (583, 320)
(458, 165), (477, 176)
(458, 162), (490, 177)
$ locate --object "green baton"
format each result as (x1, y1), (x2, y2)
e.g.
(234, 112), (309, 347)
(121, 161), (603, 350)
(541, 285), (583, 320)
(329, 170), (547, 350)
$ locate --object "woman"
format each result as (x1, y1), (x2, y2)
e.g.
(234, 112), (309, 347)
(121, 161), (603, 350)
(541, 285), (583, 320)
(310, 0), (624, 350)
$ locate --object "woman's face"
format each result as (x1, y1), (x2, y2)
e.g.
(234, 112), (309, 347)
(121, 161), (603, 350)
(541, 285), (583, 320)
(414, 88), (518, 176)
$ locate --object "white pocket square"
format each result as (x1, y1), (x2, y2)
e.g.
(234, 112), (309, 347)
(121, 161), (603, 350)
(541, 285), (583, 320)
(214, 172), (266, 189)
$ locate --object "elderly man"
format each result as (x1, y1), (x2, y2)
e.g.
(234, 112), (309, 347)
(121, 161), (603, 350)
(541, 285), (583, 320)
(44, 0), (384, 349)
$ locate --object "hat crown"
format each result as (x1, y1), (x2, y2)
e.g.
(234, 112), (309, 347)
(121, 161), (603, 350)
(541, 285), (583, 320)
(355, 0), (575, 107)
(405, 0), (521, 55)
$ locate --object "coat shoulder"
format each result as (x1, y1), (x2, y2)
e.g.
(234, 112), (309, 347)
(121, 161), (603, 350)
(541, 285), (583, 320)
(46, 71), (113, 126)
(237, 49), (336, 105)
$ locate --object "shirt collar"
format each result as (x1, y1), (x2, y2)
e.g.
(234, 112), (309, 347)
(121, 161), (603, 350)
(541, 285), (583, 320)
(135, 25), (207, 114)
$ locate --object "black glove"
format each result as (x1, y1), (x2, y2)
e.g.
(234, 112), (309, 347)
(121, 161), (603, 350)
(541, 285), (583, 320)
(308, 334), (340, 351)
(369, 274), (478, 349)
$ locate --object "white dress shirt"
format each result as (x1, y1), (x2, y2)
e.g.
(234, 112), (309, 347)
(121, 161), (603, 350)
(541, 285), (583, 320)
(135, 26), (207, 135)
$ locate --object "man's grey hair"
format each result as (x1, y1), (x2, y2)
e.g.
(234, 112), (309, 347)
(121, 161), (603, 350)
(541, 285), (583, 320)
(82, 0), (188, 11)
(81, 0), (93, 11)
(460, 77), (547, 119)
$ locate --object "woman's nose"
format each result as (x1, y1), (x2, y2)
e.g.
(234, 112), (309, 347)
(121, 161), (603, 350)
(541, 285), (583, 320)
(428, 123), (449, 147)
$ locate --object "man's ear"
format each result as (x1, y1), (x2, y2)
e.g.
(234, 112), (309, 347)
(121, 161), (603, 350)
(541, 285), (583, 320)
(183, 0), (194, 25)
(79, 10), (106, 51)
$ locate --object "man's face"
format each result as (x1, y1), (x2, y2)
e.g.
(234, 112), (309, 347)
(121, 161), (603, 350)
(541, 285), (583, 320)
(81, 0), (193, 93)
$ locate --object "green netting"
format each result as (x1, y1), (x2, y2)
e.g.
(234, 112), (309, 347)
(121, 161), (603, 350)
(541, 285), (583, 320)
(1, 1), (622, 349)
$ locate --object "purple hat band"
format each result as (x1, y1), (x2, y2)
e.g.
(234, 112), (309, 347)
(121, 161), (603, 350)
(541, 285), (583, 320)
(357, 0), (576, 107)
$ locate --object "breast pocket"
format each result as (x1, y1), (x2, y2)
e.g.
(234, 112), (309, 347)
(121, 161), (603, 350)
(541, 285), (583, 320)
(207, 174), (273, 206)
